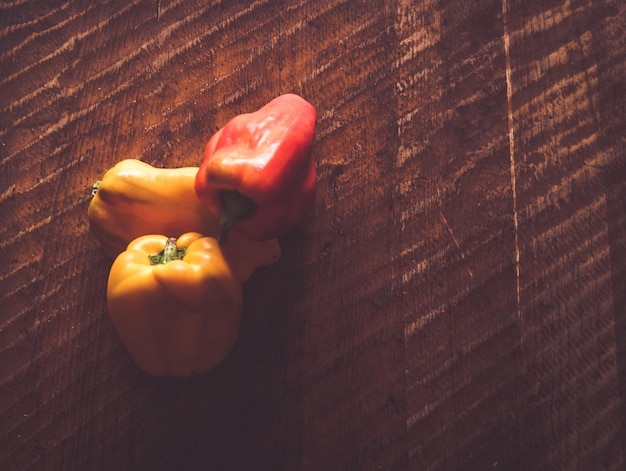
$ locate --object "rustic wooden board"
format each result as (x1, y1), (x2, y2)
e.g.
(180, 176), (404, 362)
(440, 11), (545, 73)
(1, 0), (625, 469)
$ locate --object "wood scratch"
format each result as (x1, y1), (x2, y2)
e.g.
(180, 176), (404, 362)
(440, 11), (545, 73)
(440, 212), (474, 279)
(502, 0), (522, 323)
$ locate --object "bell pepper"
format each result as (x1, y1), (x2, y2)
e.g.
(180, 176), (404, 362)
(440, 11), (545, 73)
(88, 159), (280, 282)
(194, 93), (317, 242)
(107, 232), (242, 377)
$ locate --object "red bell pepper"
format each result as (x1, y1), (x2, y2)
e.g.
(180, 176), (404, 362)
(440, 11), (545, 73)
(195, 94), (317, 242)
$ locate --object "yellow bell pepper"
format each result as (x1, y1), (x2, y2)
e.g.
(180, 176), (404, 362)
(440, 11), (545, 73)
(88, 159), (280, 282)
(107, 232), (242, 377)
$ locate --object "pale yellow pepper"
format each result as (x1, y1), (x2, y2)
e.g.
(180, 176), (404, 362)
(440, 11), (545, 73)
(88, 159), (280, 282)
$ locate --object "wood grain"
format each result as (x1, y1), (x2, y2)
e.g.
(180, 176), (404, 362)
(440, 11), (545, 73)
(1, 0), (625, 469)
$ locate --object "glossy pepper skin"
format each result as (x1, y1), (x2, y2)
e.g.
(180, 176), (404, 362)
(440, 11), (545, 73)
(195, 94), (317, 242)
(107, 232), (242, 377)
(88, 159), (280, 282)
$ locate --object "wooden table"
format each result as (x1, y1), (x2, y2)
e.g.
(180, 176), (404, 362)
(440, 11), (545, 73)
(2, 1), (625, 469)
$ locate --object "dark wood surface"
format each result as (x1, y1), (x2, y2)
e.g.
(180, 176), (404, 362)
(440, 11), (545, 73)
(2, 0), (625, 469)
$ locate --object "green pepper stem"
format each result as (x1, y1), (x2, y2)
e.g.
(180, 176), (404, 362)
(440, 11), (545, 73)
(218, 190), (258, 244)
(162, 237), (178, 263)
(149, 237), (186, 264)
